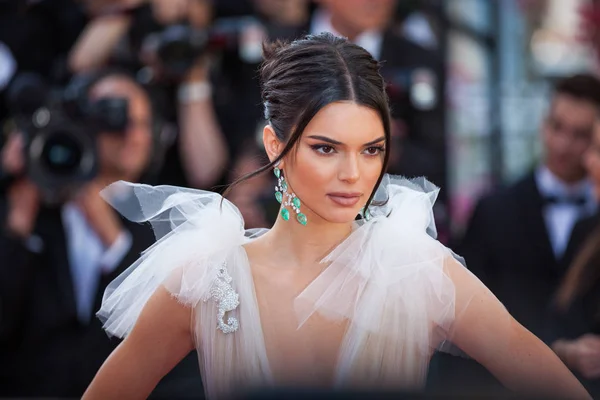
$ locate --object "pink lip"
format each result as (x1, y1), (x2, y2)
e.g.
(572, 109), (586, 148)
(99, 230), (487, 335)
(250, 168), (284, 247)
(327, 192), (362, 207)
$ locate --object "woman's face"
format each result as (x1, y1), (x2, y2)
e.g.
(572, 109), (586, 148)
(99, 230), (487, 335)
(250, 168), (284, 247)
(91, 77), (153, 180)
(282, 101), (386, 224)
(584, 121), (600, 199)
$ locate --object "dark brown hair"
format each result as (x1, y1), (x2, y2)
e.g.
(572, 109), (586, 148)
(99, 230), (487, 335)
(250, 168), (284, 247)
(555, 225), (600, 311)
(553, 73), (600, 108)
(223, 32), (392, 210)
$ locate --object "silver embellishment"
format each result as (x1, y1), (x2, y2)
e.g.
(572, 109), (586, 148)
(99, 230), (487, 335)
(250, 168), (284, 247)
(207, 262), (240, 334)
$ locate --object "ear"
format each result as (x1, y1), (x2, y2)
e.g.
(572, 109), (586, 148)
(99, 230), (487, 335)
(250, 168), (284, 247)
(263, 124), (285, 167)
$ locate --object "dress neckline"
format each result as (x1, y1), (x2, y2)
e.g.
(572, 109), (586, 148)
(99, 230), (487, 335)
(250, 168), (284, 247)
(238, 238), (351, 387)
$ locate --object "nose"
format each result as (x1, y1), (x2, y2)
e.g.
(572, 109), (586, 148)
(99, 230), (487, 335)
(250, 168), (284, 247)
(552, 129), (572, 152)
(338, 153), (360, 183)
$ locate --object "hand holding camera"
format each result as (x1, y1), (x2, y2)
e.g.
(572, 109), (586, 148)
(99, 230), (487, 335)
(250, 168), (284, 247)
(1, 132), (25, 176)
(150, 0), (191, 25)
(2, 129), (122, 244)
(139, 22), (211, 83)
(6, 72), (131, 205)
(2, 134), (40, 238)
(138, 0), (249, 84)
(6, 178), (40, 239)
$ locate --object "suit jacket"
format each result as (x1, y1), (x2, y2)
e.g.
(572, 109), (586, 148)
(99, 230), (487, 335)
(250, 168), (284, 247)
(458, 172), (565, 338)
(0, 199), (202, 397)
(378, 30), (446, 188)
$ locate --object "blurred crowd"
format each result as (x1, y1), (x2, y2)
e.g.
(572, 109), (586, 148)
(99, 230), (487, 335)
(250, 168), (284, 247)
(2, 0), (600, 399)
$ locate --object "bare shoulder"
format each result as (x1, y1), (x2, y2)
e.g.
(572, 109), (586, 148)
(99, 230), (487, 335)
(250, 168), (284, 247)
(130, 285), (194, 345)
(83, 286), (195, 399)
(442, 253), (507, 317)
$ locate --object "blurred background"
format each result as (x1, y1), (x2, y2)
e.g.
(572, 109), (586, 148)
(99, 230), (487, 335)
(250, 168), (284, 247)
(3, 0), (600, 398)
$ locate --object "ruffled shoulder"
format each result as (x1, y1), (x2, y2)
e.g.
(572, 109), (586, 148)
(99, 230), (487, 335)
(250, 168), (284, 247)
(97, 181), (254, 338)
(295, 174), (463, 356)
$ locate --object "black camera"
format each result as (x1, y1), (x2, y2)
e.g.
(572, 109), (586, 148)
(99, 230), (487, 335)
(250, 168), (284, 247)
(141, 17), (254, 81)
(6, 73), (129, 204)
(145, 24), (210, 79)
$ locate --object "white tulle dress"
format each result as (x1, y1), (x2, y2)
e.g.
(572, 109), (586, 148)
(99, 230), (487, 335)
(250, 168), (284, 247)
(96, 174), (509, 399)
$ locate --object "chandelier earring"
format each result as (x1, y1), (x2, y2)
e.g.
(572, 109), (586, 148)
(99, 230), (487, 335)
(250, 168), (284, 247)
(273, 164), (307, 226)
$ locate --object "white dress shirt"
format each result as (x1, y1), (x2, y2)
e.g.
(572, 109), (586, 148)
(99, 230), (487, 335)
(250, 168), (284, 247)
(0, 42), (16, 91)
(535, 166), (597, 259)
(62, 202), (132, 323)
(309, 8), (384, 60)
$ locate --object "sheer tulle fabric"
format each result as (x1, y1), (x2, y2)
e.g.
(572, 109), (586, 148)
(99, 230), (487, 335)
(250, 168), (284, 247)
(97, 175), (509, 399)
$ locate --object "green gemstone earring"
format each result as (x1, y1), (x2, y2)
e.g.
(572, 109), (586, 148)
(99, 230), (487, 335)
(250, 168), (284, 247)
(274, 166), (307, 226)
(359, 206), (371, 221)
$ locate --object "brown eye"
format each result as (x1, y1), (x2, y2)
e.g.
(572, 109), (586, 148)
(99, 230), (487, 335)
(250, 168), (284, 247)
(311, 145), (336, 155)
(364, 146), (384, 156)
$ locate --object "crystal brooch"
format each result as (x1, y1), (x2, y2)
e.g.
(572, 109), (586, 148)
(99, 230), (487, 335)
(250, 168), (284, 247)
(207, 262), (240, 334)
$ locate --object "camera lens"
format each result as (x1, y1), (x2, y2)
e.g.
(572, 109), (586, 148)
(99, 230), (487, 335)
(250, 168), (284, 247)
(159, 40), (196, 74)
(23, 91), (100, 204)
(165, 41), (193, 61)
(40, 131), (83, 175)
(155, 25), (208, 77)
(92, 97), (129, 132)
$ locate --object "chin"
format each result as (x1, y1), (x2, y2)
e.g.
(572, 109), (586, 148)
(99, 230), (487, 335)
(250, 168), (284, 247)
(122, 162), (145, 177)
(322, 209), (360, 224)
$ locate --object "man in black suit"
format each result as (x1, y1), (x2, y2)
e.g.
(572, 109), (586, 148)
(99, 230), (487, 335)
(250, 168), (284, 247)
(430, 74), (600, 396)
(543, 119), (600, 397)
(460, 74), (600, 337)
(0, 70), (202, 397)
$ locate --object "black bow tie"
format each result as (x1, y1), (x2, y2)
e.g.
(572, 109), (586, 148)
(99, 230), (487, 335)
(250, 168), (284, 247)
(542, 194), (588, 206)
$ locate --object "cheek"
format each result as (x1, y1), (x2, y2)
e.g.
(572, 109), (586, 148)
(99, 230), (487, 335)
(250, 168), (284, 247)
(363, 159), (385, 195)
(589, 154), (600, 177)
(584, 151), (592, 169)
(291, 150), (335, 188)
(366, 154), (385, 174)
(545, 130), (559, 147)
(98, 136), (121, 159)
(541, 128), (554, 149)
(574, 138), (592, 155)
(127, 129), (151, 152)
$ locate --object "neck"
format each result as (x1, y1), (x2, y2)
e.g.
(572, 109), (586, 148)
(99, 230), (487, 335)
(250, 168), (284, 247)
(329, 14), (362, 42)
(266, 211), (354, 267)
(543, 162), (587, 186)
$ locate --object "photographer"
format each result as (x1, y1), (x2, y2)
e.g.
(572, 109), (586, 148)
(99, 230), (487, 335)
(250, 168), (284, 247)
(0, 70), (201, 397)
(0, 0), (87, 137)
(69, 0), (233, 189)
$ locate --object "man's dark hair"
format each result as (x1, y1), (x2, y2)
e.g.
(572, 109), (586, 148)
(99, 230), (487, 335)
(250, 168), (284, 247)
(554, 73), (600, 108)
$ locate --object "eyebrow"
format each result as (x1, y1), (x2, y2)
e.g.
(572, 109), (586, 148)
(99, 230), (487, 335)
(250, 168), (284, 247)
(306, 135), (386, 147)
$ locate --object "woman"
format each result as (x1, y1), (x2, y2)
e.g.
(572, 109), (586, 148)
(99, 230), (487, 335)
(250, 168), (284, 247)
(550, 118), (600, 396)
(83, 33), (589, 399)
